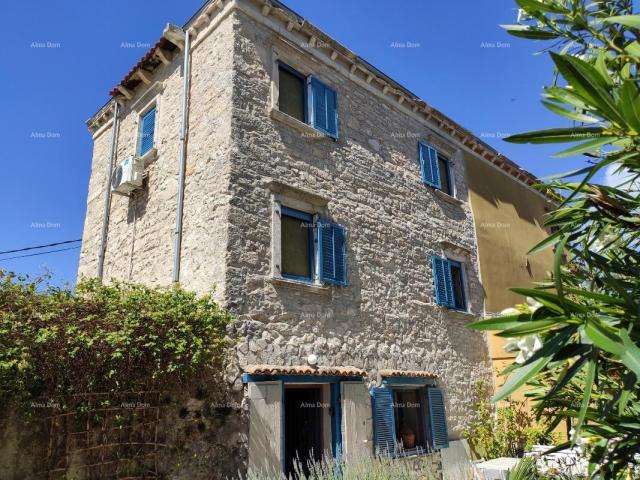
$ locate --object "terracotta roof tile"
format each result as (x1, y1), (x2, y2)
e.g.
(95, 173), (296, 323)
(109, 37), (178, 98)
(245, 364), (366, 377)
(379, 369), (438, 379)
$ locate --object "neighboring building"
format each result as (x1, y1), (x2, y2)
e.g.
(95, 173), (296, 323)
(465, 156), (554, 398)
(79, 0), (548, 477)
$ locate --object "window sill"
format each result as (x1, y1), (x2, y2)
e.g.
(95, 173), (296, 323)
(433, 188), (464, 206)
(267, 276), (331, 294)
(269, 108), (328, 140)
(395, 448), (433, 459)
(445, 307), (477, 318)
(139, 147), (158, 166)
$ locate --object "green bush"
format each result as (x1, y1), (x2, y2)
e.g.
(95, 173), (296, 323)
(464, 382), (555, 459)
(0, 270), (231, 409)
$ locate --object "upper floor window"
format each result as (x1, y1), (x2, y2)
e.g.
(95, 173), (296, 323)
(278, 63), (306, 123)
(432, 255), (467, 311)
(277, 61), (339, 139)
(437, 153), (453, 195)
(277, 206), (347, 286)
(418, 142), (453, 196)
(138, 106), (156, 156)
(281, 207), (314, 282)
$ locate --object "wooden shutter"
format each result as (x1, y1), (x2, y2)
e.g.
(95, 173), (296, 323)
(432, 256), (454, 307)
(248, 381), (283, 478)
(371, 387), (396, 457)
(326, 86), (339, 138)
(419, 142), (441, 188)
(341, 382), (372, 460)
(139, 107), (156, 155)
(427, 387), (449, 450)
(311, 78), (339, 138)
(319, 221), (347, 285)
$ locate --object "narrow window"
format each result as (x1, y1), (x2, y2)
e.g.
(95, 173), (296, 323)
(278, 62), (306, 122)
(449, 261), (466, 310)
(281, 207), (314, 281)
(138, 106), (156, 156)
(437, 154), (452, 195)
(393, 389), (428, 454)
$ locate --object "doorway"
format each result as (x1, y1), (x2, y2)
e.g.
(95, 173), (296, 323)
(284, 385), (327, 478)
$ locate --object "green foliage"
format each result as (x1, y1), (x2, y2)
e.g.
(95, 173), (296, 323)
(469, 0), (640, 477)
(0, 270), (231, 409)
(508, 457), (540, 480)
(464, 382), (554, 459)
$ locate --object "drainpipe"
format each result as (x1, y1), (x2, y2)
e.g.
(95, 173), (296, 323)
(97, 100), (120, 280)
(172, 28), (191, 283)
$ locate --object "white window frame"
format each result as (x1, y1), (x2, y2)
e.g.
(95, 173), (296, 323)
(135, 96), (160, 162)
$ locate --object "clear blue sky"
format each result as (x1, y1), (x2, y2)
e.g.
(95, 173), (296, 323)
(0, 0), (592, 287)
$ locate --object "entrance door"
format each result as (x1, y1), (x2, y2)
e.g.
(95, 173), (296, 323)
(284, 386), (324, 478)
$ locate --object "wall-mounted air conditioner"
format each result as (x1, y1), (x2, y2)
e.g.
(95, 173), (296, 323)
(111, 155), (144, 195)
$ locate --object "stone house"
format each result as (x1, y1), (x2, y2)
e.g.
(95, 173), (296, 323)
(79, 0), (550, 477)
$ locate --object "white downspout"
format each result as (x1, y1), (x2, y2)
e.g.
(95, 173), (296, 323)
(97, 100), (119, 280)
(172, 28), (191, 283)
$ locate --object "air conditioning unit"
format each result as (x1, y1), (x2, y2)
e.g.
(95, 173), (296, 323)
(111, 156), (144, 194)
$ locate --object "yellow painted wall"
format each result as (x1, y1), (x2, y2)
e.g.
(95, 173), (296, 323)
(464, 152), (554, 400)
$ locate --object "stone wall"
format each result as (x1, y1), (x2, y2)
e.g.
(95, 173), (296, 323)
(77, 11), (237, 304)
(226, 5), (492, 439)
(0, 388), (246, 480)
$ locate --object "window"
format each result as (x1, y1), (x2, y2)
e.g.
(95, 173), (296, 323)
(419, 142), (454, 196)
(138, 106), (156, 156)
(393, 389), (428, 453)
(281, 207), (314, 281)
(437, 154), (452, 195)
(276, 61), (339, 139)
(372, 386), (449, 457)
(278, 206), (347, 285)
(432, 256), (467, 310)
(278, 63), (306, 122)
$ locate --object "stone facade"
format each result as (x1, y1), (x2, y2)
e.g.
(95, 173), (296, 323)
(73, 0), (551, 477)
(225, 4), (489, 437)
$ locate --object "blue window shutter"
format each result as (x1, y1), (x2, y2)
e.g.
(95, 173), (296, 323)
(432, 256), (447, 306)
(139, 107), (156, 156)
(443, 260), (454, 307)
(311, 78), (339, 138)
(371, 388), (396, 457)
(418, 142), (441, 188)
(319, 221), (347, 285)
(432, 256), (454, 307)
(326, 86), (338, 138)
(427, 387), (449, 449)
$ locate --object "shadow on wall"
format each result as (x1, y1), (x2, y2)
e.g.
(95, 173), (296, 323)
(464, 151), (548, 229)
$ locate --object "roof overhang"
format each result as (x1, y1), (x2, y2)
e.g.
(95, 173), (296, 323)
(243, 364), (367, 382)
(86, 0), (554, 200)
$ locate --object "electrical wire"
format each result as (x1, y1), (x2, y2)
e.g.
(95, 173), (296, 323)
(0, 246), (80, 262)
(0, 239), (81, 256)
